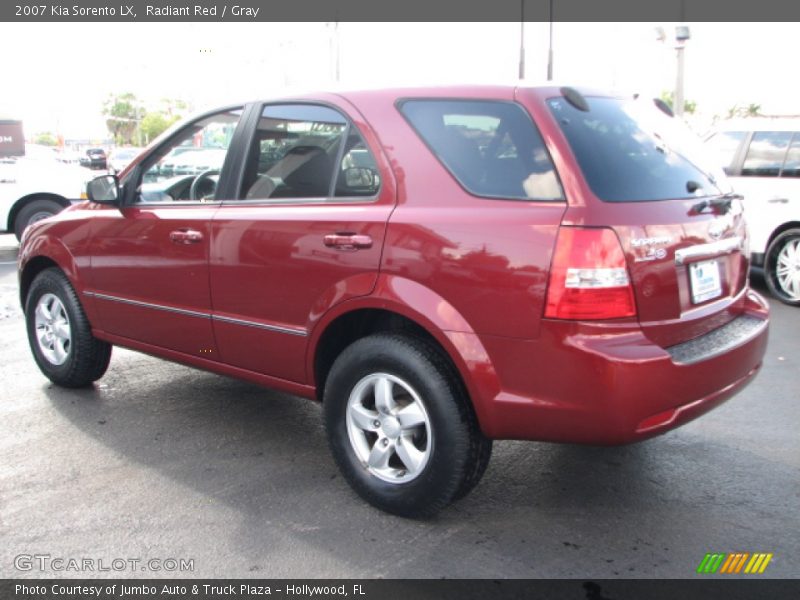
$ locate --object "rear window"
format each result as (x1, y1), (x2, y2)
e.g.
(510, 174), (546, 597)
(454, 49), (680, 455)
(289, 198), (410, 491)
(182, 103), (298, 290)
(400, 99), (563, 201)
(548, 96), (730, 202)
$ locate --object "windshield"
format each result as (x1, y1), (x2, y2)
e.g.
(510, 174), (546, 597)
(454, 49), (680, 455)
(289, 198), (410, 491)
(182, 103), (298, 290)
(548, 95), (731, 202)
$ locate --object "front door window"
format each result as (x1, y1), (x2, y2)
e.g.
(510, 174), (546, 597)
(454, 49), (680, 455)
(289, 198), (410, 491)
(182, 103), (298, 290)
(138, 109), (242, 203)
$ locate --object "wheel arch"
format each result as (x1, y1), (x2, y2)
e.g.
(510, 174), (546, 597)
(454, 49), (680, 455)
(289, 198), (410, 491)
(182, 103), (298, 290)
(19, 238), (82, 309)
(19, 256), (60, 307)
(307, 275), (502, 434)
(766, 221), (800, 249)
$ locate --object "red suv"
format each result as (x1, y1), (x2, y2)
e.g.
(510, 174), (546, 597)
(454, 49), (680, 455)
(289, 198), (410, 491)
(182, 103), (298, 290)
(19, 86), (769, 516)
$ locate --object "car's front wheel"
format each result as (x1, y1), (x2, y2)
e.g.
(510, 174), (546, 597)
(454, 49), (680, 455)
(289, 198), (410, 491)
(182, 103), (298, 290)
(25, 267), (112, 387)
(764, 228), (800, 306)
(323, 333), (491, 517)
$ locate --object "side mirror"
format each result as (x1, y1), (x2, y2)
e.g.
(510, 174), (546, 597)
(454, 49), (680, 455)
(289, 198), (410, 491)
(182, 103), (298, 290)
(343, 167), (379, 191)
(86, 174), (120, 204)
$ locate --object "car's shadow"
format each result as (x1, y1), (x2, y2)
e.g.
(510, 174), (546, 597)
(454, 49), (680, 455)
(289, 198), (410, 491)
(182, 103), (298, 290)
(45, 359), (666, 518)
(41, 281), (791, 577)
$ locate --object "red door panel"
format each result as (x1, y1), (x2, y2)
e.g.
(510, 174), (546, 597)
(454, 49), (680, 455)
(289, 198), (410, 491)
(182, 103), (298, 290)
(87, 205), (219, 357)
(209, 203), (392, 382)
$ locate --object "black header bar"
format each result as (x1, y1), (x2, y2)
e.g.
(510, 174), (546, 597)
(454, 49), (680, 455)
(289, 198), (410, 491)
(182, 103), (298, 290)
(3, 0), (800, 22)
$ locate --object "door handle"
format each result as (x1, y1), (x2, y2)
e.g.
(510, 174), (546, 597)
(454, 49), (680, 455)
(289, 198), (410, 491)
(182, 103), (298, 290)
(169, 229), (204, 244)
(767, 197), (789, 204)
(323, 233), (373, 250)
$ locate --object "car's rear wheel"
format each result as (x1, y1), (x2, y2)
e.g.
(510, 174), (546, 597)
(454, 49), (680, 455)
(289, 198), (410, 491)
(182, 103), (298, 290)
(25, 267), (112, 387)
(323, 333), (490, 517)
(14, 198), (64, 240)
(764, 228), (800, 306)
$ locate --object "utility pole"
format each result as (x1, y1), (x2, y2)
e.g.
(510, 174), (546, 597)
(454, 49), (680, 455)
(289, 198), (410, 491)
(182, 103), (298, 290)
(328, 20), (340, 83)
(674, 25), (690, 117)
(518, 0), (525, 79)
(334, 20), (340, 83)
(547, 0), (554, 81)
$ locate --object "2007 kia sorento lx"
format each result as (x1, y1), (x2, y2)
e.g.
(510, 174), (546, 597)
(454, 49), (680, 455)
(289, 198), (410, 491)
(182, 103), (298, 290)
(19, 85), (769, 516)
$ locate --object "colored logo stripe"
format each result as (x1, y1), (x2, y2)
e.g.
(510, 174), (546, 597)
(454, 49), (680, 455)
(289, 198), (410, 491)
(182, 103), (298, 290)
(697, 552), (773, 574)
(697, 553), (725, 574)
(745, 553), (773, 574)
(719, 553), (749, 573)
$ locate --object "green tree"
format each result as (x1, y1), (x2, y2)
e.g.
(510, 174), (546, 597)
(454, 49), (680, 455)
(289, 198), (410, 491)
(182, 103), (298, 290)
(746, 103), (762, 117)
(139, 112), (180, 144)
(33, 132), (58, 146)
(727, 103), (762, 119)
(158, 98), (189, 118)
(102, 92), (140, 145)
(660, 90), (697, 115)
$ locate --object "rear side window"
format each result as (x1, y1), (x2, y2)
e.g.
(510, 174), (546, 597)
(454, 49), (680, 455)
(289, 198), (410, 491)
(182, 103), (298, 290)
(240, 104), (381, 201)
(741, 131), (793, 177)
(548, 96), (728, 202)
(399, 99), (563, 201)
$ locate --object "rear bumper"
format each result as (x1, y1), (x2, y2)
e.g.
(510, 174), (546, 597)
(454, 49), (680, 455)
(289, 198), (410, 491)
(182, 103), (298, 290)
(477, 289), (770, 445)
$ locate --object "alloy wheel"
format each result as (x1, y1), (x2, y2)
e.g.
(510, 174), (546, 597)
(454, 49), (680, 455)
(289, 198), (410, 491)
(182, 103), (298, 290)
(346, 373), (432, 483)
(34, 293), (71, 365)
(775, 238), (800, 301)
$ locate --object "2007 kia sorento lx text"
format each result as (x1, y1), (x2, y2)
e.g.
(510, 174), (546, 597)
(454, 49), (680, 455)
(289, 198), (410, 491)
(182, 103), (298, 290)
(19, 86), (769, 516)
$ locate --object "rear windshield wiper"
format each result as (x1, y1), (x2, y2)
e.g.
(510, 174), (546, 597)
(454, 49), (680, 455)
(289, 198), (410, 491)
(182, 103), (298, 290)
(690, 191), (742, 215)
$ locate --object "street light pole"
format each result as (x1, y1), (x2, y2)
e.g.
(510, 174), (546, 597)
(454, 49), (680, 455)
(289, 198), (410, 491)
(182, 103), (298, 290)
(675, 43), (685, 117)
(674, 25), (690, 117)
(333, 20), (340, 83)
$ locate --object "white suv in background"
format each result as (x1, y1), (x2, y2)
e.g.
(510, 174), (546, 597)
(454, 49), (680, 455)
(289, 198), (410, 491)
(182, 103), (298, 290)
(705, 119), (800, 305)
(0, 144), (90, 240)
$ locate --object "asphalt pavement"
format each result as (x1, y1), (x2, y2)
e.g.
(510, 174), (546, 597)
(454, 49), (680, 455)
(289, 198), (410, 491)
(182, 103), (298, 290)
(0, 233), (797, 579)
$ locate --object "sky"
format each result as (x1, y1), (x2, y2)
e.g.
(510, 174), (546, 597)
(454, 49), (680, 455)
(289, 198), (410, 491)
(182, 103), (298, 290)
(1, 22), (797, 140)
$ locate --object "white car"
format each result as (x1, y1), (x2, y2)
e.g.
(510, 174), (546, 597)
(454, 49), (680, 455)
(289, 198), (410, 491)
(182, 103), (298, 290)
(0, 144), (91, 240)
(107, 147), (143, 174)
(705, 118), (800, 305)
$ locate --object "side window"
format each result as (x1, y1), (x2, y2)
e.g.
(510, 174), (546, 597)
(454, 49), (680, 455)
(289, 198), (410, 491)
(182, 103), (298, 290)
(741, 131), (792, 177)
(779, 134), (800, 178)
(399, 99), (562, 201)
(704, 131), (746, 175)
(241, 104), (369, 201)
(138, 108), (242, 202)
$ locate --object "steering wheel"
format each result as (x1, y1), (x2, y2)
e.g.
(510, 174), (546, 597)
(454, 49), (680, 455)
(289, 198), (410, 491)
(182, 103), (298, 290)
(189, 169), (220, 201)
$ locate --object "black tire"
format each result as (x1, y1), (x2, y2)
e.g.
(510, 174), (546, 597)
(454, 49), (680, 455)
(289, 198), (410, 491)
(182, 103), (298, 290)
(323, 332), (490, 517)
(453, 429), (493, 501)
(764, 228), (800, 306)
(14, 198), (65, 240)
(25, 267), (112, 387)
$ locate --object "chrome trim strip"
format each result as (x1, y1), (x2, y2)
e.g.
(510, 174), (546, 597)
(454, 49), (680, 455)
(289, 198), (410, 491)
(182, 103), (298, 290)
(84, 290), (307, 337)
(85, 291), (210, 319)
(674, 237), (743, 266)
(213, 314), (307, 337)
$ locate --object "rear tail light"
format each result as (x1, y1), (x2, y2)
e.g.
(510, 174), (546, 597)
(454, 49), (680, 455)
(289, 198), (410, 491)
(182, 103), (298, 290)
(545, 227), (637, 320)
